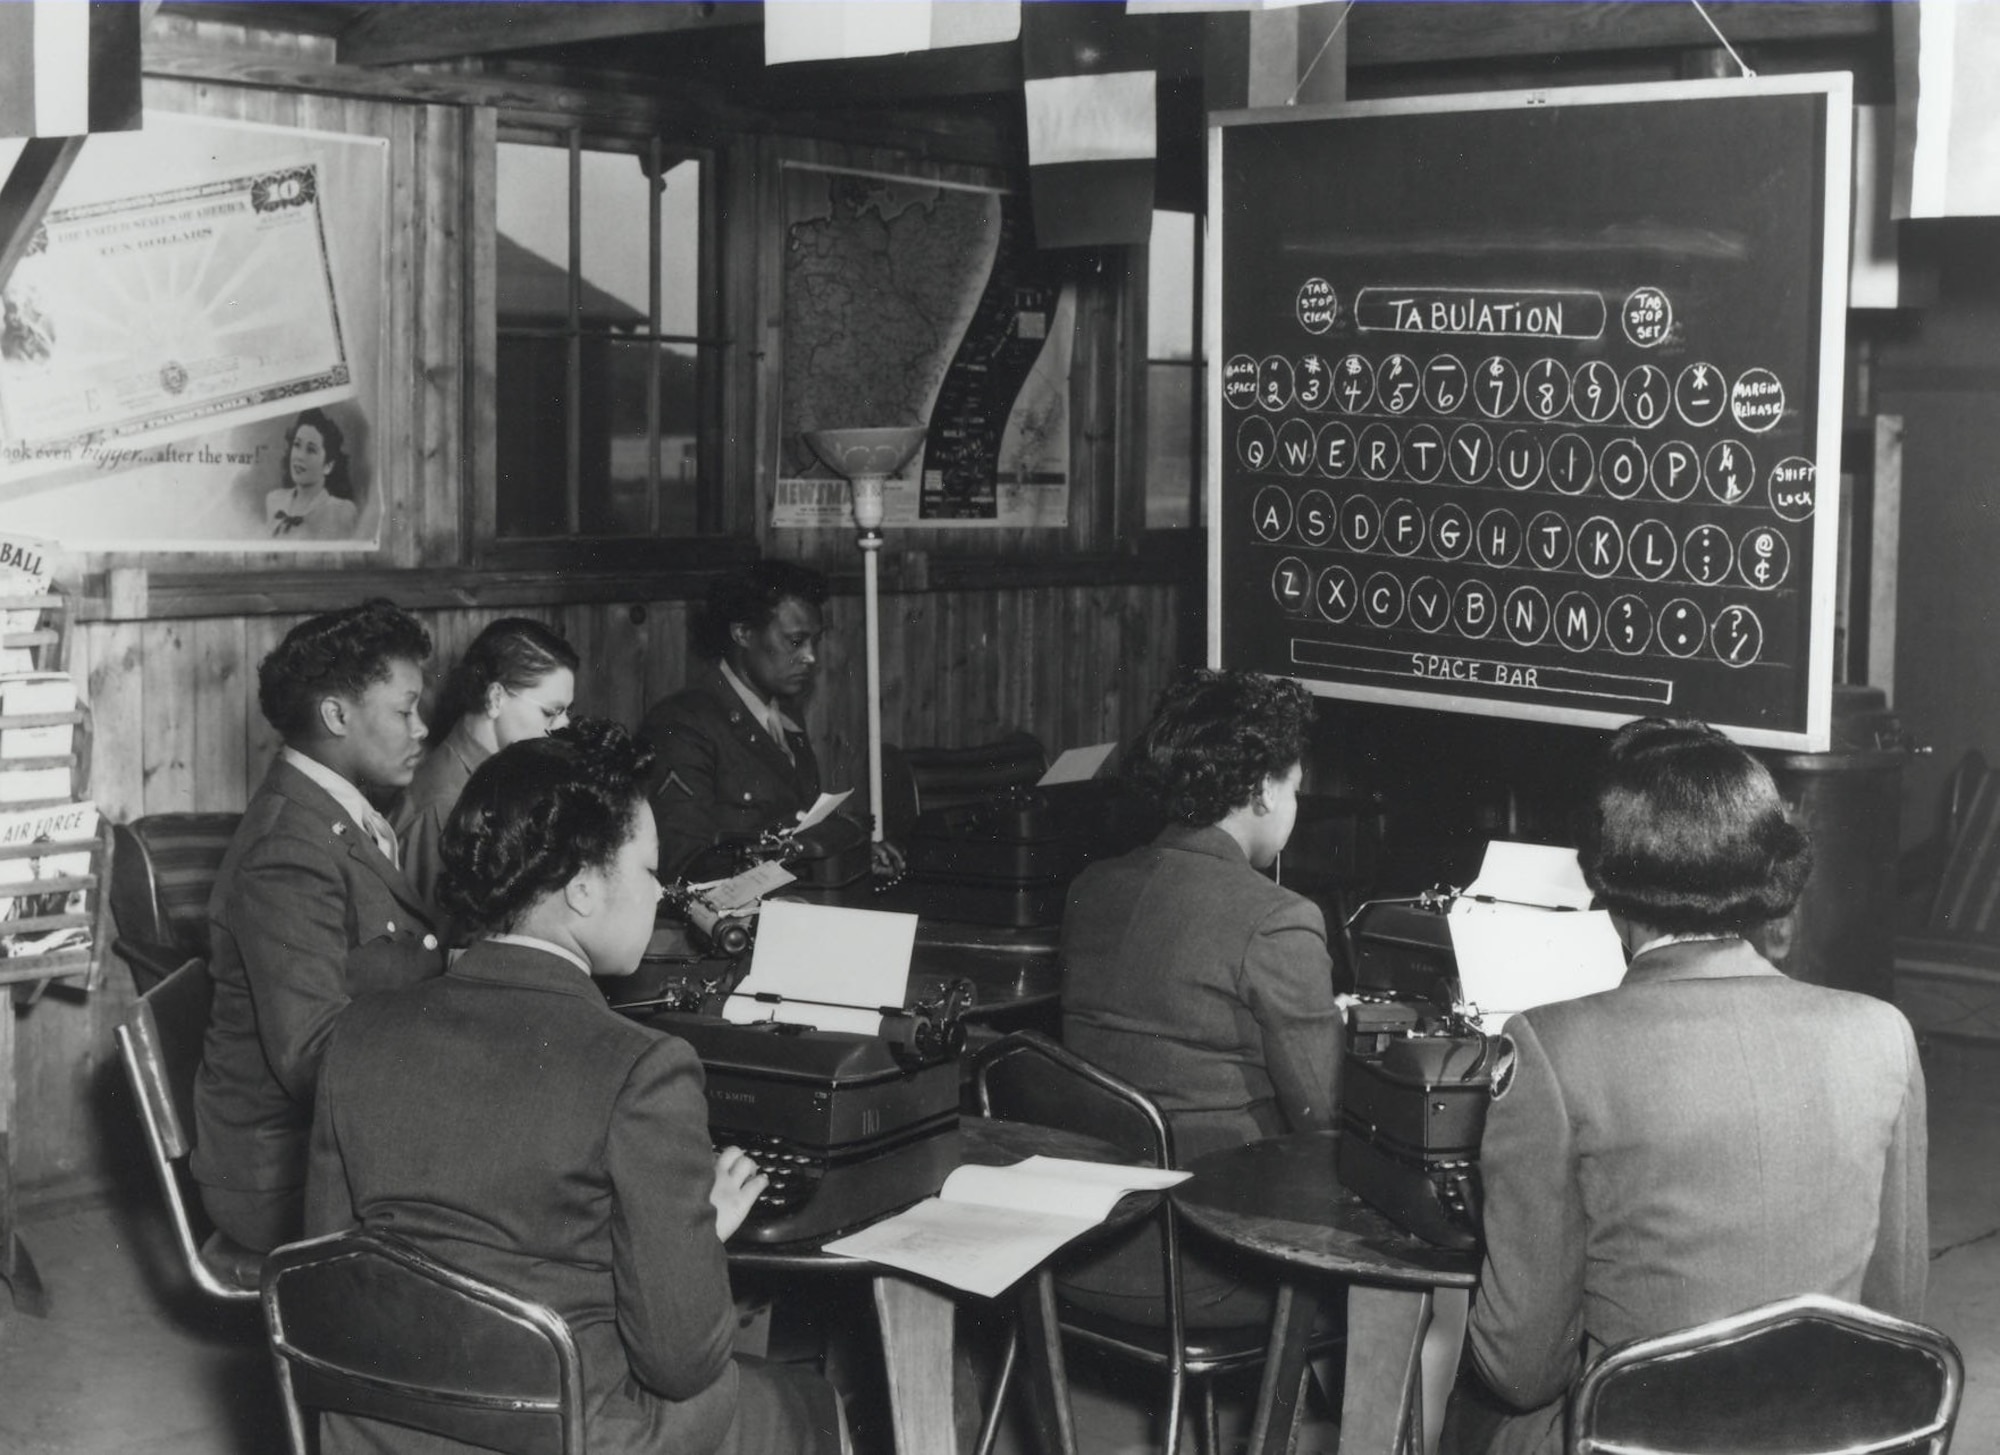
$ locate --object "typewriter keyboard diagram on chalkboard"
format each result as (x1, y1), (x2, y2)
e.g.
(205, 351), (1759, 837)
(1209, 77), (1850, 749)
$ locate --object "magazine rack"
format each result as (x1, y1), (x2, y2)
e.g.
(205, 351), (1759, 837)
(0, 585), (108, 1316)
(0, 588), (106, 992)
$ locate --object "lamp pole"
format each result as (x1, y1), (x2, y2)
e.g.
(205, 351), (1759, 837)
(804, 427), (929, 848)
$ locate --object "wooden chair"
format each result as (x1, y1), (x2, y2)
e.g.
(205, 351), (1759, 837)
(113, 957), (261, 1301)
(263, 1229), (585, 1455)
(971, 1031), (1327, 1455)
(108, 811), (242, 994)
(1572, 1293), (1962, 1455)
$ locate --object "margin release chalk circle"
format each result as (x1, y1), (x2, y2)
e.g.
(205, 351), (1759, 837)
(1730, 367), (1785, 433)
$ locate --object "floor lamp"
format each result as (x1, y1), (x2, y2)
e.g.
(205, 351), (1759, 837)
(803, 426), (928, 848)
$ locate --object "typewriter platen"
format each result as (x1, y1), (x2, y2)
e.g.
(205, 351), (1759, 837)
(1338, 895), (1493, 1252)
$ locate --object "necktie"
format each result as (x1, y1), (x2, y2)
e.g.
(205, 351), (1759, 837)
(768, 705), (795, 765)
(362, 808), (401, 869)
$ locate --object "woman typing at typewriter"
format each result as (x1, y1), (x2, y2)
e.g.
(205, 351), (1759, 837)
(1060, 667), (1346, 1327)
(305, 719), (844, 1455)
(1443, 717), (1927, 1455)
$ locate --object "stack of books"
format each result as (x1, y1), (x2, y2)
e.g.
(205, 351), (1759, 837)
(0, 534), (98, 972)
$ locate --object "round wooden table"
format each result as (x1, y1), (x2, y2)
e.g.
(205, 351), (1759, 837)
(1174, 1131), (1480, 1455)
(730, 1116), (1146, 1455)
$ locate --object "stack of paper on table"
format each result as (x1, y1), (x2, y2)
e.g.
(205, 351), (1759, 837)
(822, 1155), (1190, 1297)
(1447, 841), (1627, 1032)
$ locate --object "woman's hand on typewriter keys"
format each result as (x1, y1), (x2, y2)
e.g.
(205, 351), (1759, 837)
(710, 1145), (770, 1241)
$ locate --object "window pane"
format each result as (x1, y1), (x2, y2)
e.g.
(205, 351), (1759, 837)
(1149, 209), (1196, 362)
(658, 155), (702, 339)
(497, 142), (571, 330)
(1146, 361), (1196, 529)
(496, 334), (569, 538)
(582, 339), (704, 536)
(578, 145), (653, 336)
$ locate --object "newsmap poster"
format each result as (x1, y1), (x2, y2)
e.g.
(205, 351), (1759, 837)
(774, 162), (1071, 530)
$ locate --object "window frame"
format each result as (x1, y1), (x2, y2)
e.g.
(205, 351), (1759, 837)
(470, 114), (737, 570)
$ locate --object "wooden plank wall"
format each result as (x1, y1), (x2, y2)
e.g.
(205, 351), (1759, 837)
(17, 581), (1181, 1201)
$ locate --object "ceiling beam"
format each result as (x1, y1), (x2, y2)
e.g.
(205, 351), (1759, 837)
(1346, 1), (1886, 69)
(338, 1), (757, 68)
(0, 138), (86, 291)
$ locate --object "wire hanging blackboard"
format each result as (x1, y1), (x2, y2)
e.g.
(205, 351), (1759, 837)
(1206, 75), (1852, 750)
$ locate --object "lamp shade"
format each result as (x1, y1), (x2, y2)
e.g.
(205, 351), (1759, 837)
(804, 426), (929, 532)
(804, 426), (929, 482)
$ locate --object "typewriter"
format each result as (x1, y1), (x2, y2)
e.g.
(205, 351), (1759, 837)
(1337, 894), (1493, 1252)
(905, 778), (1162, 928)
(627, 918), (972, 1245)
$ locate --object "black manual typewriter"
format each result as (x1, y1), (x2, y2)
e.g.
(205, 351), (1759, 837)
(1338, 895), (1493, 1252)
(629, 968), (971, 1245)
(905, 779), (1162, 928)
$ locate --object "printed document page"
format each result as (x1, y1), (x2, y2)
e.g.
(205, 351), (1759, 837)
(1462, 840), (1594, 911)
(1038, 742), (1117, 785)
(722, 899), (916, 1036)
(792, 789), (853, 833)
(1450, 841), (1624, 1031)
(822, 1156), (1189, 1298)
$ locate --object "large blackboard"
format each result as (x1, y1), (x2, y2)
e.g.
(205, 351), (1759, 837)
(1207, 77), (1851, 749)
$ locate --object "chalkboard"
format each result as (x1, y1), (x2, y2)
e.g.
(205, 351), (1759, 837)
(1206, 76), (1851, 750)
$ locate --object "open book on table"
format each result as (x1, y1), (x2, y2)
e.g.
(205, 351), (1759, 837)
(821, 1155), (1189, 1298)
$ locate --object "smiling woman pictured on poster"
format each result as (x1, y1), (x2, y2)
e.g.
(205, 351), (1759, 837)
(266, 408), (361, 541)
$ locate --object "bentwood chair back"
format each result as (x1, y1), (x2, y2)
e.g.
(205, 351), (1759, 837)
(263, 1230), (585, 1455)
(1571, 1293), (1963, 1455)
(109, 811), (242, 993)
(113, 956), (260, 1300)
(971, 1030), (1279, 1455)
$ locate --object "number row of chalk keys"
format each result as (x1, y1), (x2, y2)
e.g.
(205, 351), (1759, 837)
(1268, 560), (1772, 668)
(1222, 351), (1784, 434)
(1251, 490), (1795, 591)
(1233, 415), (1815, 519)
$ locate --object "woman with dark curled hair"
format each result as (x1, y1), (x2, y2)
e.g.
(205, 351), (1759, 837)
(1445, 718), (1928, 1455)
(1059, 668), (1344, 1328)
(194, 598), (442, 1255)
(307, 720), (844, 1455)
(393, 616), (579, 909)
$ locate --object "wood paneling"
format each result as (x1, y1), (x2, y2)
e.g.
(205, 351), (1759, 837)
(17, 581), (1181, 1202)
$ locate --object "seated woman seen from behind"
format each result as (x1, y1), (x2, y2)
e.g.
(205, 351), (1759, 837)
(306, 720), (844, 1455)
(1442, 716), (1927, 1455)
(1059, 667), (1346, 1328)
(392, 616), (577, 912)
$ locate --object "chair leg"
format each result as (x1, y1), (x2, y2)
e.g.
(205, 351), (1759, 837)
(1198, 1377), (1221, 1455)
(974, 1322), (1020, 1455)
(1160, 1368), (1186, 1455)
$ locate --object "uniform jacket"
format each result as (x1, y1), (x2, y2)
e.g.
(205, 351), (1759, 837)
(305, 940), (837, 1455)
(1061, 823), (1345, 1163)
(1456, 937), (1928, 1455)
(191, 757), (444, 1205)
(638, 664), (822, 881)
(391, 719), (488, 913)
